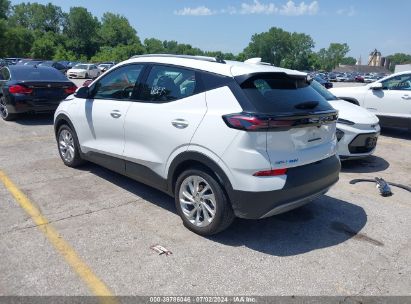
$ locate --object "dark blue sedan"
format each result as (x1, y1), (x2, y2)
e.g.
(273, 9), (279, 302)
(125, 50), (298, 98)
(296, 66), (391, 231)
(0, 65), (77, 121)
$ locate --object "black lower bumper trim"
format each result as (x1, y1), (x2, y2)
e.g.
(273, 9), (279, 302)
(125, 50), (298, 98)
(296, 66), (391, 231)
(348, 133), (378, 154)
(229, 155), (340, 219)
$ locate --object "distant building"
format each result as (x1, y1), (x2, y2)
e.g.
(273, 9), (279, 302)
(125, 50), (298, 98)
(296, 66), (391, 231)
(333, 49), (392, 74)
(367, 49), (391, 69)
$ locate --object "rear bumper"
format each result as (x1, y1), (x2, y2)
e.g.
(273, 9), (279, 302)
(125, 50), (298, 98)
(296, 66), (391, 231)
(229, 155), (340, 219)
(7, 97), (61, 114)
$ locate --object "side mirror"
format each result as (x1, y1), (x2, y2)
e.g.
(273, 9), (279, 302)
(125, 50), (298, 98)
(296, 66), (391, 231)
(370, 82), (383, 90)
(74, 86), (90, 99)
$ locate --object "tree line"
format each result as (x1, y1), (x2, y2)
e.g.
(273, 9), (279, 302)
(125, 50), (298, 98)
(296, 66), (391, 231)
(0, 1), (410, 71)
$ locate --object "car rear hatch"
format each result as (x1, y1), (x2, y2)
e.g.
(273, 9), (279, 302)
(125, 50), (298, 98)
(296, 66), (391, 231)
(230, 72), (338, 169)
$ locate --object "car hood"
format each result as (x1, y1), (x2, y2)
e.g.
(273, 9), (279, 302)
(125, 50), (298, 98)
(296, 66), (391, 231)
(329, 99), (379, 124)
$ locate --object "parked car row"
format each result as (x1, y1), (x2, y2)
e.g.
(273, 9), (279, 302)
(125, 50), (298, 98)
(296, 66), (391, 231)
(309, 71), (389, 83)
(1, 58), (116, 79)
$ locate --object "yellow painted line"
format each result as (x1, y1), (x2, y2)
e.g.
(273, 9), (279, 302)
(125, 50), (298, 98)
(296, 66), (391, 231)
(0, 170), (117, 304)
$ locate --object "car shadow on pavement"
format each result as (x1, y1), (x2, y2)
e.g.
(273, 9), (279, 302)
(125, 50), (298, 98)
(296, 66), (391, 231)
(340, 155), (389, 173)
(80, 164), (176, 213)
(209, 195), (369, 256)
(13, 113), (54, 126)
(380, 127), (411, 140)
(81, 164), (368, 257)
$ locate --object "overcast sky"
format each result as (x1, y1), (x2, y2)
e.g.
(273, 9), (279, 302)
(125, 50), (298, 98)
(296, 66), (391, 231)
(11, 0), (411, 61)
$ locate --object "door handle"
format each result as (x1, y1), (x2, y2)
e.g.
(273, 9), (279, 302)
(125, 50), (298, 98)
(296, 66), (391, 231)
(171, 119), (189, 129)
(402, 94), (411, 100)
(110, 110), (121, 119)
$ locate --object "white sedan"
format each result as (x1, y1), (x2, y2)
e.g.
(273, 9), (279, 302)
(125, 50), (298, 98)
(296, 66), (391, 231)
(67, 64), (101, 79)
(312, 80), (380, 159)
(330, 71), (411, 130)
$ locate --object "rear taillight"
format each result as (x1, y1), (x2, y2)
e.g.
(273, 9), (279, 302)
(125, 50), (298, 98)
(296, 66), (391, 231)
(222, 111), (338, 131)
(9, 85), (33, 95)
(253, 168), (287, 176)
(222, 114), (294, 131)
(64, 86), (77, 94)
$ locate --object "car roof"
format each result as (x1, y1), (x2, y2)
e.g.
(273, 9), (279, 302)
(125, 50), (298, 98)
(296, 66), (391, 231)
(121, 54), (306, 78)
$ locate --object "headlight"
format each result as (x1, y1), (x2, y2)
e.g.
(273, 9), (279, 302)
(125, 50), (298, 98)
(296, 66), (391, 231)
(337, 119), (355, 125)
(336, 128), (345, 141)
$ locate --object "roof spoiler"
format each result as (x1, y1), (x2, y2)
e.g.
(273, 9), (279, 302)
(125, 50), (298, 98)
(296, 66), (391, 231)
(244, 57), (273, 66)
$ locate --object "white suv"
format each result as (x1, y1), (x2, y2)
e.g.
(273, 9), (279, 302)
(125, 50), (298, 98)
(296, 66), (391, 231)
(54, 55), (340, 235)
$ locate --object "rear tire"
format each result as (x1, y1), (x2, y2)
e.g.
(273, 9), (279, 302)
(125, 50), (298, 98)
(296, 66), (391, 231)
(0, 97), (16, 121)
(57, 124), (85, 168)
(85, 73), (89, 79)
(175, 169), (235, 235)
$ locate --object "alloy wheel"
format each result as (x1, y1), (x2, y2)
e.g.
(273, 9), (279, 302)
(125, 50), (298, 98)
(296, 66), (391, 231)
(58, 129), (75, 163)
(179, 175), (217, 227)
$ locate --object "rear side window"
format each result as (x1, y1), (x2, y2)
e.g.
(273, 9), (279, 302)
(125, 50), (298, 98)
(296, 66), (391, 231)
(140, 65), (197, 102)
(11, 68), (67, 81)
(237, 73), (333, 113)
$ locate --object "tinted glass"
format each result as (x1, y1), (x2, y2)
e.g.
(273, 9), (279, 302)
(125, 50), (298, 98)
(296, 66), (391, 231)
(92, 64), (143, 100)
(381, 74), (411, 91)
(0, 68), (10, 80)
(311, 80), (337, 101)
(54, 63), (65, 69)
(11, 68), (68, 81)
(39, 61), (54, 67)
(24, 61), (43, 66)
(238, 73), (333, 113)
(141, 65), (197, 102)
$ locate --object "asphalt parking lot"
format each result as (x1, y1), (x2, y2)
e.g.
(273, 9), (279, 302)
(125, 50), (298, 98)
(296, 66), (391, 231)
(1, 82), (410, 297)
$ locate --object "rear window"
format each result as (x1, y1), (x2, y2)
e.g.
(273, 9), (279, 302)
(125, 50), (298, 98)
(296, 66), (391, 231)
(237, 73), (333, 114)
(11, 68), (68, 81)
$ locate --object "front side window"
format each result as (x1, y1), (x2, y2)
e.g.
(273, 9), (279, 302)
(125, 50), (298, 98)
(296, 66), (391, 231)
(141, 65), (197, 102)
(92, 64), (144, 100)
(381, 74), (411, 91)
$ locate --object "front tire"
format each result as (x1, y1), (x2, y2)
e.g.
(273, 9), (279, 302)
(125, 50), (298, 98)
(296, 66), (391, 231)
(0, 97), (16, 121)
(175, 169), (234, 235)
(85, 73), (89, 79)
(57, 124), (85, 167)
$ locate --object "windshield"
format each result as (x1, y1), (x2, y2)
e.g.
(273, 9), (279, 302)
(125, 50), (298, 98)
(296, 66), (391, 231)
(24, 61), (43, 66)
(311, 80), (337, 101)
(73, 64), (88, 70)
(39, 61), (54, 67)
